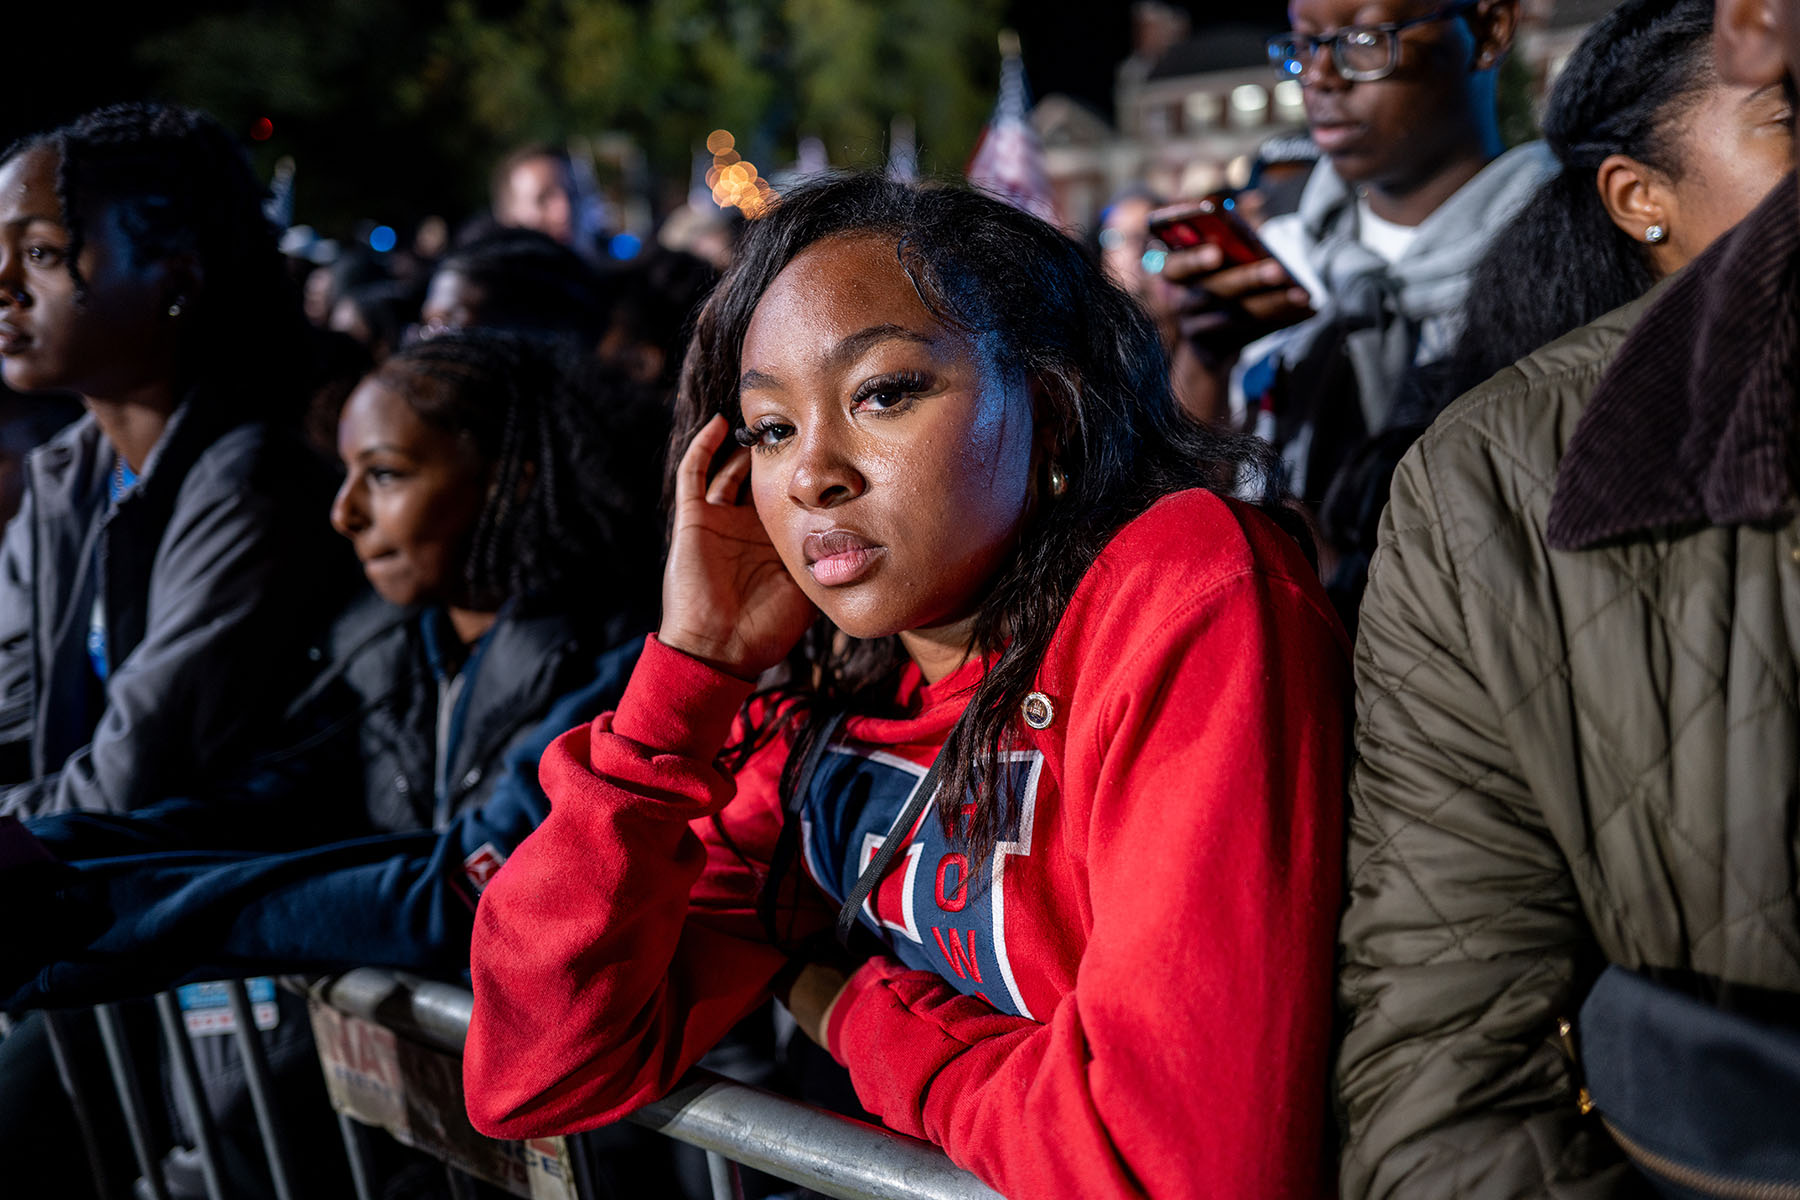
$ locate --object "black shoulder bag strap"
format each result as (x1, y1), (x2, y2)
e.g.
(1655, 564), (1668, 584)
(756, 710), (844, 942)
(833, 738), (954, 948)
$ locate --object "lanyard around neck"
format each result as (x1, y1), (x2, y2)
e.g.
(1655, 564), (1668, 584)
(833, 729), (956, 948)
(775, 706), (967, 949)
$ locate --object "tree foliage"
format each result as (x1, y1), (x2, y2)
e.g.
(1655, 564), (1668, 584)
(418, 0), (1004, 173)
(133, 0), (1004, 232)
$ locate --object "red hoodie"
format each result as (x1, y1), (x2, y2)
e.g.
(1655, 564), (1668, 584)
(464, 489), (1350, 1199)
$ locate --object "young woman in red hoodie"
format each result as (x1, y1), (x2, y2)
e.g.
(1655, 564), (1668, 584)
(463, 174), (1350, 1199)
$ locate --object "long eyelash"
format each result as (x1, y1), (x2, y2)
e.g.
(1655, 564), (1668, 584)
(735, 416), (789, 452)
(730, 369), (930, 452)
(853, 370), (931, 404)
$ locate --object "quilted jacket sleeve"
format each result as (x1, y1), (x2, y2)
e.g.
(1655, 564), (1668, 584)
(1337, 436), (1636, 1200)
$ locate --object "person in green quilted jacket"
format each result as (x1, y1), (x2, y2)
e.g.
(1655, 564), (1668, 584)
(1336, 0), (1800, 1194)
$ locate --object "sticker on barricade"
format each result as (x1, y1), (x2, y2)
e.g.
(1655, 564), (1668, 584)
(176, 977), (280, 1036)
(308, 999), (577, 1200)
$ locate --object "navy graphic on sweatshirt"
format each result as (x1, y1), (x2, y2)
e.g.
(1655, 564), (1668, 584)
(800, 745), (1043, 1019)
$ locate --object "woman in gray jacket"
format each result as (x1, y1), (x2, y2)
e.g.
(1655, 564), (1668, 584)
(0, 102), (352, 818)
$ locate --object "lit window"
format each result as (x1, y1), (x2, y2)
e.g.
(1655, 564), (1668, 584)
(1230, 84), (1270, 128)
(1273, 80), (1304, 121)
(1184, 91), (1223, 128)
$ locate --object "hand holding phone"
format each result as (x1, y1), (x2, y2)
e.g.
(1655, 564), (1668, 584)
(1146, 194), (1273, 270)
(1150, 194), (1314, 360)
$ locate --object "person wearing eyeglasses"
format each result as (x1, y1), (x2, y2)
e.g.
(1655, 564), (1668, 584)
(1161, 0), (1553, 626)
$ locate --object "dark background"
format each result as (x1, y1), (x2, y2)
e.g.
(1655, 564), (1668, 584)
(8, 0), (1293, 234)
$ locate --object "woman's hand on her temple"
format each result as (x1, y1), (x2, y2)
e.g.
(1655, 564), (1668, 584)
(782, 959), (854, 1049)
(659, 415), (819, 682)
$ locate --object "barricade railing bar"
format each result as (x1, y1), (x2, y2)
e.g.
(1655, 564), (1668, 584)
(312, 969), (1005, 1200)
(51, 970), (1002, 1200)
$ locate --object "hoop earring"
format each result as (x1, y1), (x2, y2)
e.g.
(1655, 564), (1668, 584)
(1644, 225), (1667, 245)
(1047, 462), (1069, 498)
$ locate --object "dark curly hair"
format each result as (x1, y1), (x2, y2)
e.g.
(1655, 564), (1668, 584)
(1432, 0), (1726, 402)
(1, 102), (312, 409)
(598, 247), (718, 390)
(432, 228), (613, 346)
(674, 173), (1303, 908)
(372, 329), (665, 623)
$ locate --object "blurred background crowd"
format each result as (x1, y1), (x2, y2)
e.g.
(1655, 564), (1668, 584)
(0, 0), (1620, 544)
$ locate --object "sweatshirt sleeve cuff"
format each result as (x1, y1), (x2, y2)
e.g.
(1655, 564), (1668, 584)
(824, 956), (896, 1062)
(609, 635), (757, 760)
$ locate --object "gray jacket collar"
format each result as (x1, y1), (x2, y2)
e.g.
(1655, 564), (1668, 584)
(1290, 140), (1558, 319)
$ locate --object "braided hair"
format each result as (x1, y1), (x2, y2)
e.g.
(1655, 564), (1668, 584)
(1432, 0), (1718, 402)
(677, 173), (1303, 899)
(1, 102), (311, 410)
(371, 329), (664, 623)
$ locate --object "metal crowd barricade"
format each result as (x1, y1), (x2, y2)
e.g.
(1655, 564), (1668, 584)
(49, 970), (1002, 1200)
(310, 969), (1003, 1200)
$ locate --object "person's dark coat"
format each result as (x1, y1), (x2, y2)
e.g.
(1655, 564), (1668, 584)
(6, 594), (643, 1200)
(10, 592), (642, 1003)
(0, 401), (352, 818)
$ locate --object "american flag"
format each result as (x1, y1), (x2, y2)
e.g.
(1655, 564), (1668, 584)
(966, 33), (1057, 224)
(888, 115), (919, 184)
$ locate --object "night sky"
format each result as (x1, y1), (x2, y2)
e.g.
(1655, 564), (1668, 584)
(1013, 0), (1292, 121)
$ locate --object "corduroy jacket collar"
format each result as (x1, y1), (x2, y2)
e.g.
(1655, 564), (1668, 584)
(1546, 172), (1800, 551)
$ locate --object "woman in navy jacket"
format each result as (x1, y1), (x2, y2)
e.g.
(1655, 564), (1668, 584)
(0, 330), (665, 1200)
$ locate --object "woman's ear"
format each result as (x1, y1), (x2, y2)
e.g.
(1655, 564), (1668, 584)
(158, 251), (204, 316)
(1470, 0), (1521, 70)
(1021, 371), (1068, 508)
(1715, 0), (1788, 90)
(1596, 153), (1681, 275)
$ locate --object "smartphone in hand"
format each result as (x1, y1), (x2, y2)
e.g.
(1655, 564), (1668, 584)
(1147, 194), (1273, 270)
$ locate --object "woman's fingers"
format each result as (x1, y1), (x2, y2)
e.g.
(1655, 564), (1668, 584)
(1191, 259), (1297, 305)
(674, 414), (731, 507)
(705, 445), (753, 506)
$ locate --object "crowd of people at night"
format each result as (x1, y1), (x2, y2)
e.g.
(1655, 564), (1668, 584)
(0, 0), (1797, 1196)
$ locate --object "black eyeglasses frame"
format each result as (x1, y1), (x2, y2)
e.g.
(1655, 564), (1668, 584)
(1266, 1), (1482, 84)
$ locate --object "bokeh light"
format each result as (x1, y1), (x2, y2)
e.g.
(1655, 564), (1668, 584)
(703, 129), (777, 218)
